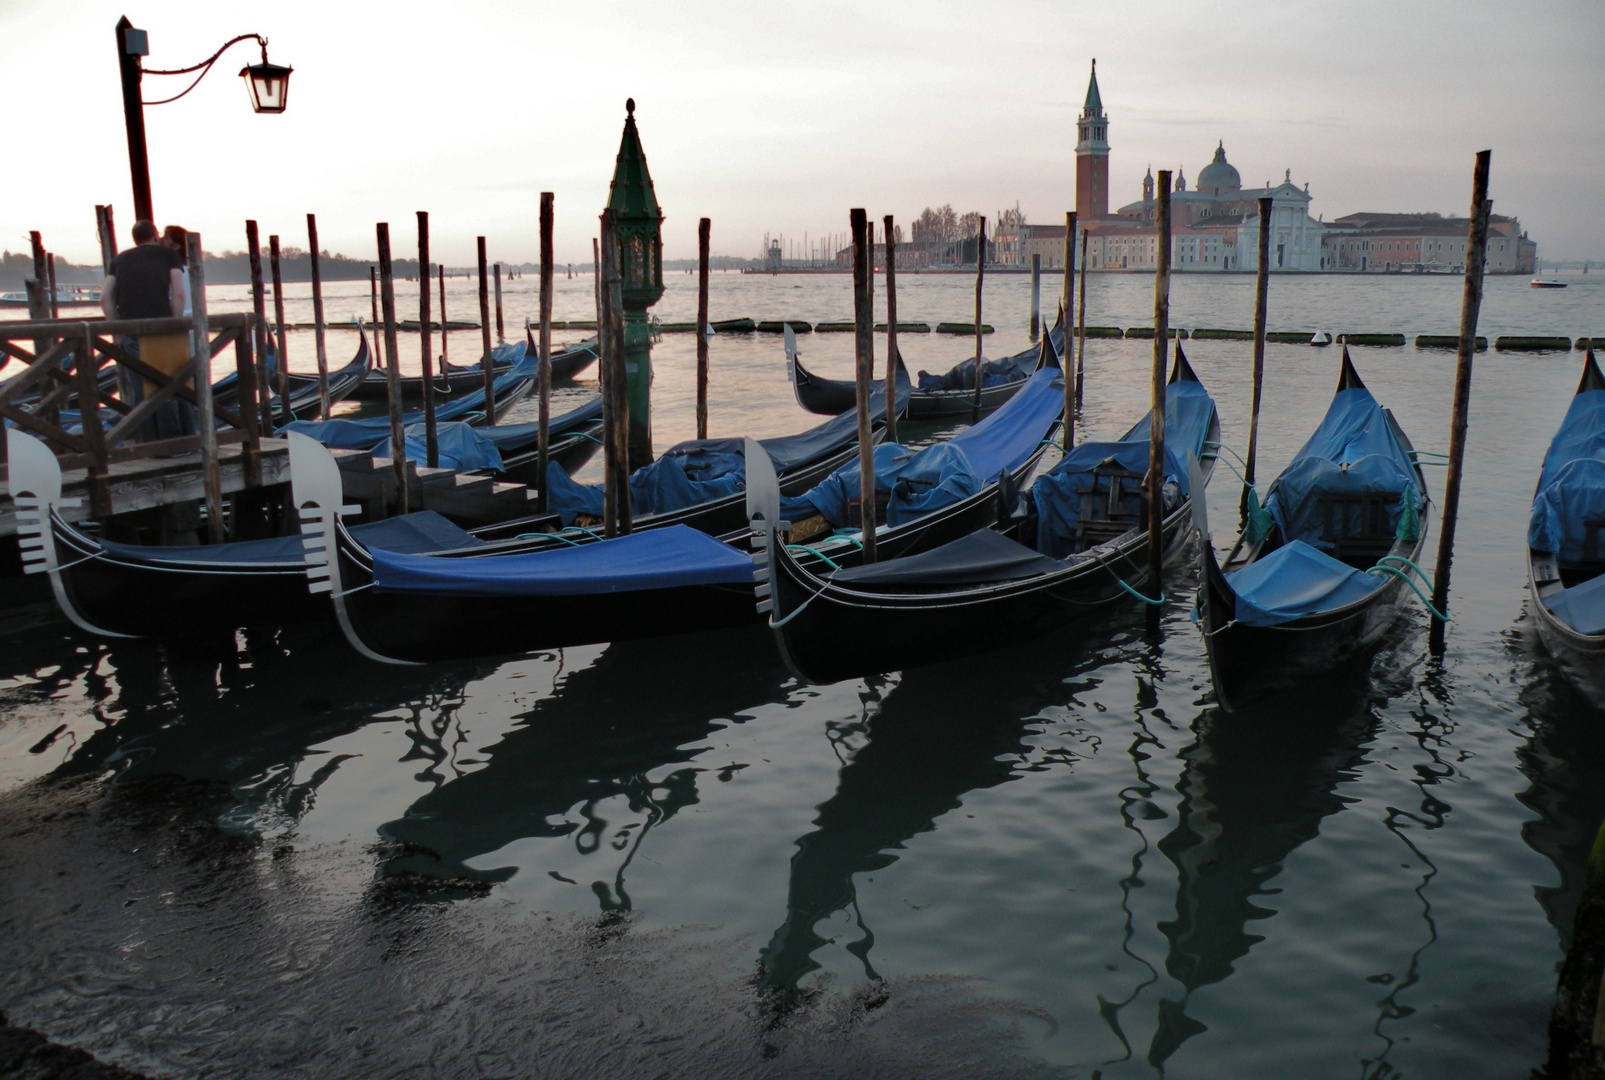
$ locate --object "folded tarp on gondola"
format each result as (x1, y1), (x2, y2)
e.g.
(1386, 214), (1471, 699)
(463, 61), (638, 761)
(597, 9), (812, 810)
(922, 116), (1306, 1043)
(1221, 539), (1385, 627)
(1262, 384), (1421, 547)
(779, 364), (1065, 527)
(827, 528), (1066, 588)
(369, 523), (753, 597)
(541, 381), (908, 526)
(375, 422), (505, 471)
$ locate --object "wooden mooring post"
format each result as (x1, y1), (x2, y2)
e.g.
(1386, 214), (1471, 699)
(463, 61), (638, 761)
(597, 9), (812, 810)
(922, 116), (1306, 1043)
(305, 214), (330, 417)
(494, 262), (505, 343)
(477, 236), (495, 424)
(369, 266), (379, 330)
(1076, 229), (1089, 410)
(883, 213), (899, 446)
(1429, 149), (1493, 655)
(95, 205), (118, 271)
(972, 217), (987, 419)
(376, 223), (409, 514)
(851, 208), (877, 563)
(46, 254), (60, 321)
(1243, 195), (1273, 520)
(417, 212), (439, 468)
(536, 192), (555, 512)
(1063, 211), (1077, 451)
(268, 235), (291, 426)
(1029, 253), (1041, 343)
(696, 217), (711, 441)
(437, 262), (449, 365)
(246, 222), (273, 425)
(186, 232), (223, 542)
(599, 210), (631, 537)
(1148, 171), (1173, 605)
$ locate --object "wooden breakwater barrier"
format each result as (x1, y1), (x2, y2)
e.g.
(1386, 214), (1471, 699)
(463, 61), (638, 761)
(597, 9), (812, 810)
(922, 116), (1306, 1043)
(1416, 335), (1488, 351)
(934, 322), (994, 335)
(1578, 337), (1604, 351)
(1124, 327), (1188, 340)
(1339, 333), (1408, 347)
(756, 320), (813, 333)
(1496, 336), (1573, 352)
(1074, 326), (1124, 339)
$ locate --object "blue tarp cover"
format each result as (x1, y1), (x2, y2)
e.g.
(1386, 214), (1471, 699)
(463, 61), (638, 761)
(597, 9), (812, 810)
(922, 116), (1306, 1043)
(444, 340), (526, 373)
(375, 422), (505, 472)
(917, 355), (1029, 391)
(370, 523), (753, 597)
(1263, 385), (1420, 548)
(1529, 389), (1605, 565)
(1225, 539), (1385, 627)
(1032, 377), (1217, 558)
(541, 381), (907, 526)
(477, 396), (603, 454)
(95, 510), (481, 566)
(1543, 571), (1605, 635)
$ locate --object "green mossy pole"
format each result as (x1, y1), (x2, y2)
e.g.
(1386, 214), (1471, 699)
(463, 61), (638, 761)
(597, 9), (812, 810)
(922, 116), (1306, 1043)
(599, 209), (631, 536)
(1243, 195), (1273, 520)
(851, 208), (877, 563)
(1148, 171), (1172, 606)
(1429, 149), (1492, 655)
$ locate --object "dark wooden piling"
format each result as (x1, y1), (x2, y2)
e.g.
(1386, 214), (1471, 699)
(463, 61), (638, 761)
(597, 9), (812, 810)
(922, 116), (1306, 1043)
(1243, 196), (1273, 519)
(494, 262), (505, 343)
(599, 210), (631, 537)
(246, 222), (273, 425)
(477, 237), (495, 424)
(536, 192), (555, 512)
(972, 217), (987, 418)
(369, 266), (379, 330)
(437, 263), (449, 365)
(1063, 211), (1078, 451)
(27, 233), (50, 358)
(268, 235), (291, 426)
(1148, 172), (1172, 602)
(306, 213), (330, 417)
(185, 232), (223, 542)
(95, 205), (118, 271)
(697, 217), (711, 440)
(376, 223), (409, 514)
(883, 213), (899, 446)
(45, 254), (60, 321)
(417, 212), (438, 468)
(1029, 253), (1041, 343)
(851, 208), (877, 563)
(1429, 150), (1493, 655)
(1076, 229), (1089, 410)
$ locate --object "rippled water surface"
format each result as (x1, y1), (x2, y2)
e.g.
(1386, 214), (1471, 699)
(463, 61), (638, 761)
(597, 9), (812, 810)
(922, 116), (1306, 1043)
(3, 271), (1604, 1078)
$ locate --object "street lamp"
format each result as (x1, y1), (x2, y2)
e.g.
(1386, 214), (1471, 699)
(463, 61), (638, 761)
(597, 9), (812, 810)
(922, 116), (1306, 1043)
(116, 15), (293, 223)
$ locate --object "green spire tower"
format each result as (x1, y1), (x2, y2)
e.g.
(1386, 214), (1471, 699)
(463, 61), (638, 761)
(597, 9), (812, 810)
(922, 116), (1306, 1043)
(607, 98), (665, 469)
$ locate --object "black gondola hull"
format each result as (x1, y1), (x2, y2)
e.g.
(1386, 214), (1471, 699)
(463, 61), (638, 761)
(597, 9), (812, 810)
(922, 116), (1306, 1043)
(1529, 551), (1605, 700)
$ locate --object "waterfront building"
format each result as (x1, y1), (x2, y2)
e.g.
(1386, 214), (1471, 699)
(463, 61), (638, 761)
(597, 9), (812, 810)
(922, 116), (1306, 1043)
(1321, 212), (1536, 274)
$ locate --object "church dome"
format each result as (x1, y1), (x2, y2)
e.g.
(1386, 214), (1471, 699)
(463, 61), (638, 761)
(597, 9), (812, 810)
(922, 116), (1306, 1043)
(1197, 142), (1240, 194)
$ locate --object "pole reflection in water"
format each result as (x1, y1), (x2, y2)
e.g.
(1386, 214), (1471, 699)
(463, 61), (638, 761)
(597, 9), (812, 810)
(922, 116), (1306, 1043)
(1146, 678), (1382, 1070)
(372, 627), (793, 910)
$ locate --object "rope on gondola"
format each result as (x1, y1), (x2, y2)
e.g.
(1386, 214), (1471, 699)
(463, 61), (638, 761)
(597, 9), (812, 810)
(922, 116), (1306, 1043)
(1369, 555), (1449, 622)
(784, 544), (842, 571)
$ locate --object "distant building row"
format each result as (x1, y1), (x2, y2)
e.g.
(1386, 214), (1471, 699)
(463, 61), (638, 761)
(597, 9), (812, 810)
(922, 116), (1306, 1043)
(991, 62), (1536, 275)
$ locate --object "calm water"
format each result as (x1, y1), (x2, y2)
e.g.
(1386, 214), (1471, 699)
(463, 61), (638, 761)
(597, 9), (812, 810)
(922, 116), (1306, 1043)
(2, 271), (1603, 1078)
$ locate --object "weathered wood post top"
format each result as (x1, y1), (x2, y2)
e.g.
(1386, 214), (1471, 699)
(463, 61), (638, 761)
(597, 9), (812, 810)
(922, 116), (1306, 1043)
(607, 97), (664, 470)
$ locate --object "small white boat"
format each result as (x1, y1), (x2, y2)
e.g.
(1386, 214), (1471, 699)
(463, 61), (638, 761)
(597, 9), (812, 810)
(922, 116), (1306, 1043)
(0, 284), (102, 308)
(1531, 278), (1568, 289)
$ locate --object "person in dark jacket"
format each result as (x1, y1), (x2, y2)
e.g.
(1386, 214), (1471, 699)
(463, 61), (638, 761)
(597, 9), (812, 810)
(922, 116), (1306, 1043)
(100, 220), (193, 440)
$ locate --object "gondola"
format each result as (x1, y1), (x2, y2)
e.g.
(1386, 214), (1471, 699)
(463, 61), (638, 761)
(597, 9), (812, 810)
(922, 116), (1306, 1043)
(1527, 348), (1605, 698)
(215, 329), (373, 420)
(7, 427), (489, 639)
(1196, 349), (1431, 711)
(349, 325), (598, 401)
(763, 346), (1219, 684)
(303, 339), (1068, 663)
(785, 312), (1064, 419)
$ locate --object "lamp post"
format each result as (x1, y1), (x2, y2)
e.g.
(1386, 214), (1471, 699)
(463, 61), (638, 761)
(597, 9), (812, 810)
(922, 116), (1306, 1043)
(115, 16), (292, 223)
(606, 98), (664, 470)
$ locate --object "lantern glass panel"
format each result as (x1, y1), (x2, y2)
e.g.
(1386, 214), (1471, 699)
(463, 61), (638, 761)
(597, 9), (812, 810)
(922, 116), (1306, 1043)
(241, 63), (292, 114)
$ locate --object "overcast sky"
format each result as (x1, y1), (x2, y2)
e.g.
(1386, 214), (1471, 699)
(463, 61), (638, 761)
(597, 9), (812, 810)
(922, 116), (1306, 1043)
(4, 0), (1602, 266)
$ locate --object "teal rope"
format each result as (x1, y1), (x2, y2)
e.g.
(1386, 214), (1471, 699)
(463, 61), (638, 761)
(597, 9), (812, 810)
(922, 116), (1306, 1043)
(786, 544), (842, 571)
(572, 431), (604, 445)
(512, 531), (582, 545)
(1366, 561), (1450, 622)
(564, 525), (604, 540)
(1114, 577), (1165, 606)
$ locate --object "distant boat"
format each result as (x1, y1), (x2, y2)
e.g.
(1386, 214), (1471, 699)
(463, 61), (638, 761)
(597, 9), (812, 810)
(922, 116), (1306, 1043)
(1531, 278), (1568, 289)
(0, 284), (102, 308)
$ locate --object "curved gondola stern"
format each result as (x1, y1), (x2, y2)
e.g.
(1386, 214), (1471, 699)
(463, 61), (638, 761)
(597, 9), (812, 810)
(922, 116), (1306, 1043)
(8, 429), (135, 638)
(287, 431), (417, 665)
(1035, 326), (1061, 372)
(1169, 340), (1200, 384)
(1578, 346), (1605, 395)
(747, 436), (813, 683)
(1337, 345), (1367, 391)
(1197, 535), (1243, 712)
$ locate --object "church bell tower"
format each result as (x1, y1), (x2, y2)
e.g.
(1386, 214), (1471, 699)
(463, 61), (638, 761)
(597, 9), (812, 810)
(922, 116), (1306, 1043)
(1076, 60), (1110, 221)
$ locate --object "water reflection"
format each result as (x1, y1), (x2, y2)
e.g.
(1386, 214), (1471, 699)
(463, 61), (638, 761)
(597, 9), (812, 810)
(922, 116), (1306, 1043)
(1144, 683), (1381, 1069)
(373, 626), (792, 909)
(759, 624), (1145, 991)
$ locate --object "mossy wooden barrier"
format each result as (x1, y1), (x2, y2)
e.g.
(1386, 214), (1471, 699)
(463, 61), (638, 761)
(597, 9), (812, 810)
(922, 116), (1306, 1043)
(1191, 328), (1254, 340)
(1496, 336), (1573, 352)
(756, 320), (812, 333)
(814, 322), (856, 332)
(550, 320), (598, 331)
(1266, 331), (1317, 344)
(1073, 326), (1124, 339)
(876, 321), (931, 333)
(935, 322), (994, 334)
(1339, 333), (1407, 347)
(1416, 335), (1488, 351)
(1544, 817), (1605, 1078)
(1124, 327), (1188, 339)
(1576, 337), (1603, 351)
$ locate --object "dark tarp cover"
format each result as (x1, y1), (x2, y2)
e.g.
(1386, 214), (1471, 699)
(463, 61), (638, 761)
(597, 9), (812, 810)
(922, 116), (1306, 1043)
(779, 365), (1064, 528)
(826, 527), (1066, 589)
(95, 510), (481, 566)
(1032, 376), (1217, 558)
(541, 382), (906, 526)
(444, 340), (527, 373)
(912, 326), (1059, 392)
(375, 422), (505, 472)
(369, 523), (753, 597)
(1542, 570), (1605, 635)
(1528, 388), (1605, 565)
(1263, 385), (1421, 549)
(477, 396), (603, 454)
(1224, 539), (1384, 627)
